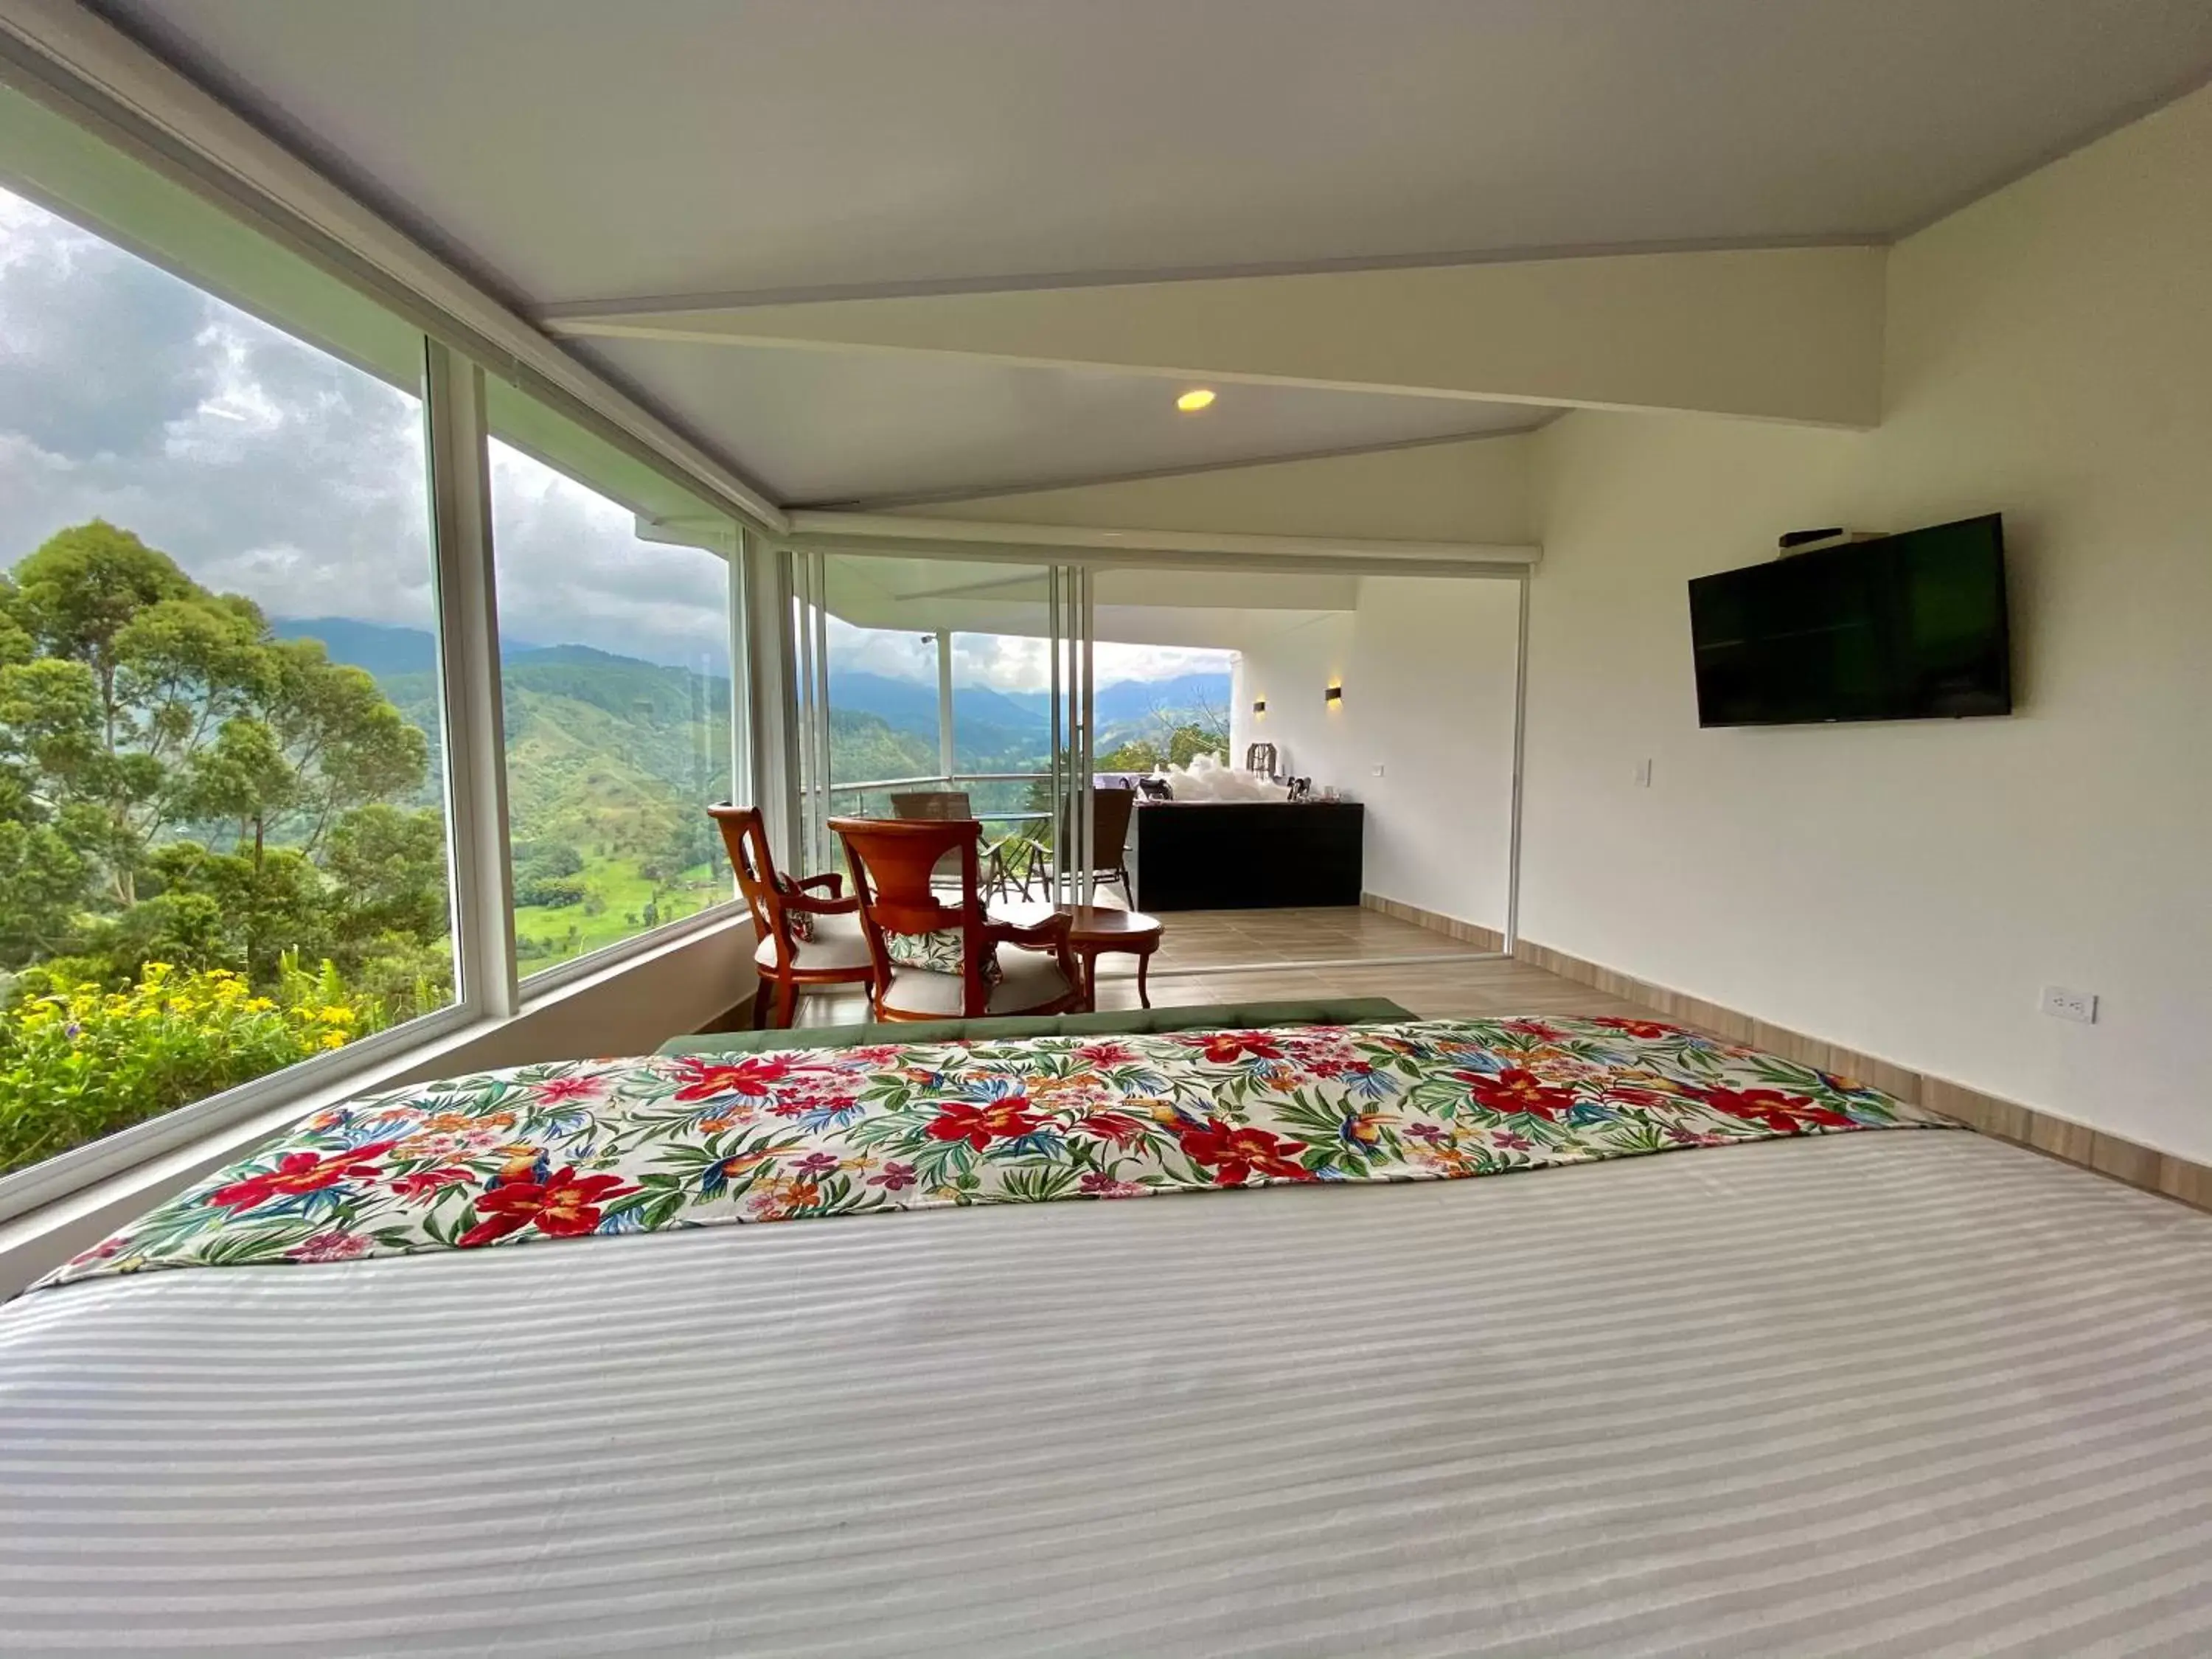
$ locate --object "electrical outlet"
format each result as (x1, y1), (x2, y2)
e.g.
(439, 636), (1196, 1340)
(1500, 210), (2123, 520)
(2040, 986), (2098, 1024)
(1633, 758), (1653, 788)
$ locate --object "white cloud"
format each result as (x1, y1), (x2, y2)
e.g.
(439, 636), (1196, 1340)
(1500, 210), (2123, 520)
(823, 620), (1231, 693)
(1096, 642), (1236, 687)
(0, 184), (1231, 694)
(0, 185), (725, 669)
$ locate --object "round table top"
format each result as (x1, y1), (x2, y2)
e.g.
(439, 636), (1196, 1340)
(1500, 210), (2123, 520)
(992, 901), (1163, 944)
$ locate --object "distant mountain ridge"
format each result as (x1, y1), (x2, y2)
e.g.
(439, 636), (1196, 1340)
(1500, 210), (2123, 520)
(828, 669), (1046, 744)
(833, 668), (1230, 740)
(273, 617), (727, 678)
(279, 618), (1228, 751)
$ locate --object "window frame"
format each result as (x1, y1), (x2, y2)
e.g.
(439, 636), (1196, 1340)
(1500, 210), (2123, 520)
(480, 417), (748, 995)
(0, 88), (765, 1223)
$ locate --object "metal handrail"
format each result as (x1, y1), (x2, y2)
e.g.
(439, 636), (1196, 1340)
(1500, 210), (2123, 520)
(806, 771), (1054, 827)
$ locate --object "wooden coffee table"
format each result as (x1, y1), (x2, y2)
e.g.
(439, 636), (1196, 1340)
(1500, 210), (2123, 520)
(992, 902), (1165, 1011)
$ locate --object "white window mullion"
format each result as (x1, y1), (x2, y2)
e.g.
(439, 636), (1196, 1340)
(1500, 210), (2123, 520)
(810, 550), (833, 870)
(1077, 564), (1096, 906)
(726, 527), (752, 818)
(422, 341), (518, 1020)
(742, 535), (801, 862)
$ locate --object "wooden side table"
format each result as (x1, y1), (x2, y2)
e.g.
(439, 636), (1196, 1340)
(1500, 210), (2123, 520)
(992, 902), (1165, 1011)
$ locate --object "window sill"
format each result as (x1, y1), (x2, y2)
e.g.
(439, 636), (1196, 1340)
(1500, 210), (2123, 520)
(0, 908), (758, 1295)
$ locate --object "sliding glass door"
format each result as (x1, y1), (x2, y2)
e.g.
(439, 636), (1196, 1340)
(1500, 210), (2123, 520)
(787, 552), (1095, 903)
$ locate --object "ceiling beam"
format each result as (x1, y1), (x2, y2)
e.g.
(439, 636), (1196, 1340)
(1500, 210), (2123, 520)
(800, 420), (1547, 514)
(783, 510), (1538, 575)
(894, 431), (1536, 548)
(546, 245), (1886, 429)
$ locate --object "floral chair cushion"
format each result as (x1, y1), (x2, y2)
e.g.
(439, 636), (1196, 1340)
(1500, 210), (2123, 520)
(884, 927), (1002, 985)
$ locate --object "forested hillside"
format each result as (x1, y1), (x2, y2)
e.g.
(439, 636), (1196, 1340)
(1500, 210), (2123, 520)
(322, 636), (737, 967)
(0, 526), (453, 1173)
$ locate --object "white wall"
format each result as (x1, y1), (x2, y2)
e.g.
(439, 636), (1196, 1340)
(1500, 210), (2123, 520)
(1233, 576), (1520, 931)
(1520, 85), (2212, 1161)
(1234, 609), (1354, 782)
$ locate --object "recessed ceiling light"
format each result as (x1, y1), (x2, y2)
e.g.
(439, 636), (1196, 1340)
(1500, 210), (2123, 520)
(1175, 388), (1216, 413)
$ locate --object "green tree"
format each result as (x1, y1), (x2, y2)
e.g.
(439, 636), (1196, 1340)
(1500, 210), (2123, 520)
(0, 640), (110, 966)
(323, 802), (451, 951)
(1099, 737), (1162, 772)
(1099, 722), (1226, 772)
(0, 521), (439, 990)
(1164, 721), (1228, 767)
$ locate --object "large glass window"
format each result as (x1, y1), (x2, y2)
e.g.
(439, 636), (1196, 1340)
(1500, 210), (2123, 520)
(0, 183), (456, 1178)
(487, 436), (734, 978)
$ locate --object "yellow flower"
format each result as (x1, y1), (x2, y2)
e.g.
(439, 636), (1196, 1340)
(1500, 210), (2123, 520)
(319, 1032), (347, 1051)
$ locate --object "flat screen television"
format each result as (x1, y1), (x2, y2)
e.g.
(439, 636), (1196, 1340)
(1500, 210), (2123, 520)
(1688, 514), (2011, 728)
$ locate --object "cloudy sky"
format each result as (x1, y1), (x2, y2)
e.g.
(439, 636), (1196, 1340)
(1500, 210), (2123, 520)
(0, 184), (1226, 692)
(821, 618), (1226, 694)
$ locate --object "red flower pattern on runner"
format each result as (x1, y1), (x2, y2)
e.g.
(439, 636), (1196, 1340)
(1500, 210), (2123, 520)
(925, 1098), (1046, 1151)
(389, 1167), (474, 1205)
(1185, 1031), (1284, 1064)
(1693, 1086), (1854, 1134)
(208, 1142), (397, 1212)
(1461, 1068), (1579, 1121)
(1077, 1110), (1150, 1147)
(668, 1055), (801, 1104)
(534, 1075), (605, 1105)
(458, 1169), (637, 1248)
(1178, 1120), (1313, 1185)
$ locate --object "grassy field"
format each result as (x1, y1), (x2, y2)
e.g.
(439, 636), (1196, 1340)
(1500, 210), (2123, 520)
(512, 852), (734, 973)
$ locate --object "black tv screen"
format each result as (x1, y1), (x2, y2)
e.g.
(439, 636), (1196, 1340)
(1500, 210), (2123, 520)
(1688, 514), (2011, 728)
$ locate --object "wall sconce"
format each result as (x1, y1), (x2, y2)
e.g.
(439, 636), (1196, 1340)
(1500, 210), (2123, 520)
(1324, 683), (1343, 706)
(1252, 698), (1267, 715)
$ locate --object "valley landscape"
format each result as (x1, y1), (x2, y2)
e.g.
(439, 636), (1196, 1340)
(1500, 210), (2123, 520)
(282, 617), (1231, 961)
(0, 521), (1227, 1175)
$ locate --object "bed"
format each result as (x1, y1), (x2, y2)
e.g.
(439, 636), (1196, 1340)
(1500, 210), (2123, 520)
(4, 1004), (2211, 1656)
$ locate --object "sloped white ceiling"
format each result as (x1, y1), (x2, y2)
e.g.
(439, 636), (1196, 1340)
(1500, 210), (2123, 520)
(89, 0), (2212, 507)
(99, 0), (2212, 301)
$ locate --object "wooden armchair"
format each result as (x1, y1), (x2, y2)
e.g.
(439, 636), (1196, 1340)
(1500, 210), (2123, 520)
(830, 815), (1082, 1021)
(708, 804), (875, 1028)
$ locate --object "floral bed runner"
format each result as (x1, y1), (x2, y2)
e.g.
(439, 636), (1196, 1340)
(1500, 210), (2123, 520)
(39, 1018), (1953, 1289)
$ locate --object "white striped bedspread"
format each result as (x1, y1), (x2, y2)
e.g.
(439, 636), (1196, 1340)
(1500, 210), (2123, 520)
(4, 1129), (2212, 1657)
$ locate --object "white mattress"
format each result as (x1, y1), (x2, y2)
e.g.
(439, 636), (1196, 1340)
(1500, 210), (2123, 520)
(4, 1130), (2212, 1657)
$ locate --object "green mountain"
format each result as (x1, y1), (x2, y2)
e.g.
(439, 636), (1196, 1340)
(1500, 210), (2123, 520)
(276, 619), (1217, 950)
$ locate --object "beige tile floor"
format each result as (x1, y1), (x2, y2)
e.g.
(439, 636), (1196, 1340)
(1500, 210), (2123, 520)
(785, 905), (1672, 1028)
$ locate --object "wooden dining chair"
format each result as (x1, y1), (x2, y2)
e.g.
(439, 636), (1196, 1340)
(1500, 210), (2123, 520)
(830, 815), (1082, 1021)
(708, 804), (875, 1028)
(1086, 785), (1137, 905)
(888, 789), (1040, 902)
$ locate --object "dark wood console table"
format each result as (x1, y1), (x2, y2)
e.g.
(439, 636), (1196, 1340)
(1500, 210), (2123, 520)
(1128, 801), (1365, 911)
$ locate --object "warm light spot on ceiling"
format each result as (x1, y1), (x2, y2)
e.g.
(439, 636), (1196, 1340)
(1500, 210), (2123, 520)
(1175, 388), (1217, 413)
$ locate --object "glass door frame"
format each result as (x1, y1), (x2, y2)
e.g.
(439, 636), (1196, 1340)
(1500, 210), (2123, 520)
(1046, 565), (1096, 908)
(782, 549), (1096, 905)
